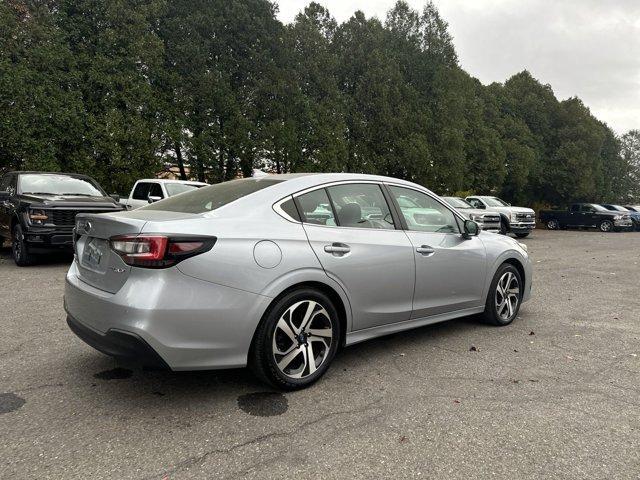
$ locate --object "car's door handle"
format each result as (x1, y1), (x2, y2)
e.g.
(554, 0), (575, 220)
(416, 245), (435, 256)
(324, 243), (351, 255)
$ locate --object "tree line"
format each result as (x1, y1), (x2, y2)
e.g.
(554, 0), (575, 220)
(1, 0), (638, 206)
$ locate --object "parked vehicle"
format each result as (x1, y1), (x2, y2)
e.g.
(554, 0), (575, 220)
(121, 179), (208, 209)
(465, 196), (535, 238)
(601, 204), (640, 231)
(0, 171), (124, 266)
(64, 173), (532, 390)
(539, 203), (633, 232)
(441, 197), (501, 232)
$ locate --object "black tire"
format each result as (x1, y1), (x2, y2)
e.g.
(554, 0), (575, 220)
(546, 219), (559, 230)
(249, 288), (340, 391)
(515, 232), (530, 238)
(482, 263), (523, 326)
(599, 220), (614, 233)
(12, 224), (36, 266)
(499, 219), (508, 235)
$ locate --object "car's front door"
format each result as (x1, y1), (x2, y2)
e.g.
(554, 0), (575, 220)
(388, 185), (487, 318)
(581, 205), (599, 227)
(297, 183), (415, 331)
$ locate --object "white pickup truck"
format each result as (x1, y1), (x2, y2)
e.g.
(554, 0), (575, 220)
(121, 179), (208, 209)
(465, 195), (536, 238)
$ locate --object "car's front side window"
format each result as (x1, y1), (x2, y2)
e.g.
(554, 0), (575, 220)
(467, 198), (483, 209)
(390, 186), (459, 234)
(326, 184), (395, 229)
(132, 182), (152, 200)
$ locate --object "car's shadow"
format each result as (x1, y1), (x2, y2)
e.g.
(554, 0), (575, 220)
(66, 314), (488, 409)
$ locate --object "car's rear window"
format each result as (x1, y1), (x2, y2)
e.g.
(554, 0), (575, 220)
(141, 177), (284, 213)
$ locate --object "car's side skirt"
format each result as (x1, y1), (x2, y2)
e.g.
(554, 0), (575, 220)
(345, 306), (485, 346)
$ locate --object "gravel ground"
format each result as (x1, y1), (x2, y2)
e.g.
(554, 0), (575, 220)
(1, 229), (639, 479)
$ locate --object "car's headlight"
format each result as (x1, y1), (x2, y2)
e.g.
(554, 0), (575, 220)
(28, 209), (49, 225)
(510, 212), (518, 222)
(517, 241), (528, 252)
(469, 213), (482, 221)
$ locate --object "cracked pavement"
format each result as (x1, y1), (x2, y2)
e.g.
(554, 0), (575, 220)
(1, 229), (640, 479)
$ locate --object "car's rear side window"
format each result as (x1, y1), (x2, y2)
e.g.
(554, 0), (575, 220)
(142, 178), (284, 213)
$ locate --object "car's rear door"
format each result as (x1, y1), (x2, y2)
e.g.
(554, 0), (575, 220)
(297, 182), (415, 331)
(388, 185), (487, 318)
(567, 204), (584, 226)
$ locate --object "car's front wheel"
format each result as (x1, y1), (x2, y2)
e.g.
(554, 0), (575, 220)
(483, 264), (523, 326)
(250, 288), (340, 390)
(599, 220), (613, 233)
(546, 219), (559, 230)
(12, 225), (36, 266)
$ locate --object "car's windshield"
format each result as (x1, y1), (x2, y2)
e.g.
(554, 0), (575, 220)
(142, 177), (284, 213)
(483, 197), (509, 207)
(609, 205), (629, 212)
(18, 174), (105, 197)
(443, 197), (472, 209)
(165, 183), (204, 197)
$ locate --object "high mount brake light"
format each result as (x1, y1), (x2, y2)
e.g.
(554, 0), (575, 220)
(110, 235), (216, 268)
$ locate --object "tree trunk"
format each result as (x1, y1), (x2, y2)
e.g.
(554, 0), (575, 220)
(174, 141), (187, 180)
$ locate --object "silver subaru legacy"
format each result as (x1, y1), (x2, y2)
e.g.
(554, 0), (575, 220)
(64, 173), (532, 390)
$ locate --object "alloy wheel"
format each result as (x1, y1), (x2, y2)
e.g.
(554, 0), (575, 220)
(495, 271), (520, 321)
(600, 221), (612, 232)
(272, 300), (333, 379)
(547, 219), (559, 230)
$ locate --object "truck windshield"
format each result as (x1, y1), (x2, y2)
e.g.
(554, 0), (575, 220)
(443, 197), (472, 209)
(19, 174), (105, 197)
(484, 197), (509, 207)
(165, 183), (204, 197)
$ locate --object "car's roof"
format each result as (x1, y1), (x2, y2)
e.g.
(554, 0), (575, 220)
(137, 178), (208, 185)
(7, 171), (93, 179)
(262, 172), (431, 193)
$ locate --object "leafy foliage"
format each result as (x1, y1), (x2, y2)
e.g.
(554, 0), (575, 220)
(0, 0), (636, 204)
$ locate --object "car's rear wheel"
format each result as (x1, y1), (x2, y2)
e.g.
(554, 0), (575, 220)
(546, 219), (559, 230)
(250, 288), (340, 390)
(483, 264), (522, 326)
(599, 220), (613, 233)
(12, 225), (36, 266)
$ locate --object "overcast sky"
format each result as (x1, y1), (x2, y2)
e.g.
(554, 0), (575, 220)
(276, 0), (640, 134)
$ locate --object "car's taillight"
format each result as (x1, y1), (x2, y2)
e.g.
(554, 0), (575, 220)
(110, 235), (216, 268)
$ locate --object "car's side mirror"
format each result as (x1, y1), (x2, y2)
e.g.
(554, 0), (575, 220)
(109, 193), (120, 202)
(463, 219), (479, 238)
(148, 195), (162, 204)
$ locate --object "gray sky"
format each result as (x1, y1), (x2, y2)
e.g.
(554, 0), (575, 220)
(276, 0), (640, 134)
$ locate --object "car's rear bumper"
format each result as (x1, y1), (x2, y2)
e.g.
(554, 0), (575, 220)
(66, 314), (169, 369)
(64, 260), (273, 370)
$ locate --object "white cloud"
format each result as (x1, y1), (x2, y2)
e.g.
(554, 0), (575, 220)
(276, 0), (640, 134)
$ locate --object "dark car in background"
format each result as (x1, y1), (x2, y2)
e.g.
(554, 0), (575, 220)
(539, 203), (633, 232)
(0, 172), (124, 266)
(601, 204), (640, 231)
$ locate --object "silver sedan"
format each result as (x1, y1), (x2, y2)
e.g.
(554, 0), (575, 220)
(64, 173), (532, 390)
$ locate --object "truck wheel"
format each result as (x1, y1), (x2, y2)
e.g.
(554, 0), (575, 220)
(546, 219), (559, 230)
(499, 220), (508, 235)
(599, 220), (613, 233)
(12, 225), (36, 266)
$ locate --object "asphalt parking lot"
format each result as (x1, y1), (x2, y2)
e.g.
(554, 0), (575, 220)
(1, 229), (640, 479)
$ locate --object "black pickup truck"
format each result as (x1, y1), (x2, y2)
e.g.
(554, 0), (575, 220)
(0, 171), (124, 265)
(539, 203), (633, 233)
